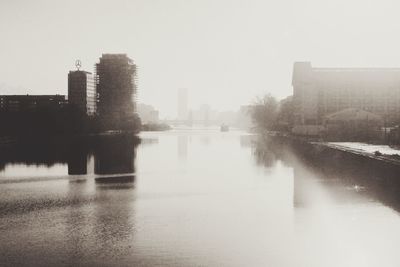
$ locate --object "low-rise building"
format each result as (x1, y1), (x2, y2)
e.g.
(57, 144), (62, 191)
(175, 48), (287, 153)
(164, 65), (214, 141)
(0, 95), (67, 112)
(137, 103), (159, 124)
(323, 108), (383, 141)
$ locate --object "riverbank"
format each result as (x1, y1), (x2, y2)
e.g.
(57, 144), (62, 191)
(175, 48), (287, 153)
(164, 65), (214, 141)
(268, 132), (400, 176)
(141, 122), (171, 131)
(322, 142), (400, 166)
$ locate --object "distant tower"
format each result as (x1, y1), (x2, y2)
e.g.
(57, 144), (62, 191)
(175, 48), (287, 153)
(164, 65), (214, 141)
(95, 54), (137, 129)
(178, 88), (188, 120)
(68, 60), (96, 116)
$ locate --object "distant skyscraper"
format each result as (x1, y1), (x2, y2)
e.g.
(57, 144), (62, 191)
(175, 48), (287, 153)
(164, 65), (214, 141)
(96, 54), (137, 126)
(68, 70), (96, 115)
(178, 88), (188, 120)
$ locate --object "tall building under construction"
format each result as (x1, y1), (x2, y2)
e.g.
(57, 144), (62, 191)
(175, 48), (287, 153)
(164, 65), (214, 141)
(95, 54), (137, 129)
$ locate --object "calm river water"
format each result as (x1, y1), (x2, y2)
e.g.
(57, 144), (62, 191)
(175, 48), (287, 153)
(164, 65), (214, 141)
(1, 129), (400, 267)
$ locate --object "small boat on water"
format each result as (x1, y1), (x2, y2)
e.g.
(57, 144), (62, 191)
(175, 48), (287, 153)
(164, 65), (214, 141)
(220, 124), (229, 132)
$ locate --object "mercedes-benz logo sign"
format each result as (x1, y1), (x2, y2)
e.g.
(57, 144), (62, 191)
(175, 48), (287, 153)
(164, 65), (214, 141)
(75, 60), (82, 70)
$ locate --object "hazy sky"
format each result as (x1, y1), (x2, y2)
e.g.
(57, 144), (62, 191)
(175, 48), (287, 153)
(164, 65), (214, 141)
(1, 0), (400, 118)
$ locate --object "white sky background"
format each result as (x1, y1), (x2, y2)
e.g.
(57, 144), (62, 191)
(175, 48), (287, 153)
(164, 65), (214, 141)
(1, 0), (400, 118)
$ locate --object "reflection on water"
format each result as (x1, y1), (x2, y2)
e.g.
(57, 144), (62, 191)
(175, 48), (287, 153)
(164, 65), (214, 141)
(67, 147), (87, 175)
(253, 135), (400, 212)
(0, 134), (139, 177)
(1, 130), (400, 266)
(177, 135), (188, 159)
(95, 175), (135, 189)
(94, 136), (136, 175)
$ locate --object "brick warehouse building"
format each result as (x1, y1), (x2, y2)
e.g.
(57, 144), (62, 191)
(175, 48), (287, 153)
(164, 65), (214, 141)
(292, 62), (400, 127)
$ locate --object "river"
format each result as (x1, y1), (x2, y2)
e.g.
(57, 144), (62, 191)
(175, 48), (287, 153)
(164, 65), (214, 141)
(1, 129), (400, 267)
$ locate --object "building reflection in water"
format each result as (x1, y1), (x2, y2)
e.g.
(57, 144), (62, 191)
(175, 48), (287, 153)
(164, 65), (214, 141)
(0, 135), (139, 183)
(94, 136), (136, 175)
(252, 135), (400, 214)
(0, 140), (68, 173)
(66, 136), (138, 262)
(290, 145), (400, 213)
(177, 135), (188, 160)
(64, 136), (138, 265)
(68, 146), (88, 175)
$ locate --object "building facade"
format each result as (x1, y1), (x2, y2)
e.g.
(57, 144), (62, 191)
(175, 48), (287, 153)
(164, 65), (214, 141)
(292, 62), (400, 126)
(137, 103), (159, 124)
(68, 70), (96, 115)
(95, 54), (137, 123)
(0, 95), (67, 112)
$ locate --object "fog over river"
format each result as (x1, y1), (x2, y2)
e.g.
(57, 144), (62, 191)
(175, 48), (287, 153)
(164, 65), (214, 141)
(1, 129), (400, 267)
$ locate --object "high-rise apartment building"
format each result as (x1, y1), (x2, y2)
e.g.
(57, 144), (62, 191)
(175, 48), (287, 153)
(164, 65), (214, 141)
(95, 54), (137, 124)
(68, 70), (96, 115)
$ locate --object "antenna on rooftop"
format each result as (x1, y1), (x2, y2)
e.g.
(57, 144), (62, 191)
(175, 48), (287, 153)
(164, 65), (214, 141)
(75, 59), (82, 71)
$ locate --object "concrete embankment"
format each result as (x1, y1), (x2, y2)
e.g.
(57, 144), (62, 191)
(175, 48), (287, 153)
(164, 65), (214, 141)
(321, 142), (400, 167)
(270, 133), (400, 179)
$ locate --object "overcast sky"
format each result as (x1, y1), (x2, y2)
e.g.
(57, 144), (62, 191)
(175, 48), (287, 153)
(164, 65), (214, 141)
(1, 0), (400, 117)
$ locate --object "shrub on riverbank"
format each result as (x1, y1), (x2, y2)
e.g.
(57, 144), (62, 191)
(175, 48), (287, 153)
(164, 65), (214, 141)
(249, 94), (294, 132)
(141, 123), (171, 131)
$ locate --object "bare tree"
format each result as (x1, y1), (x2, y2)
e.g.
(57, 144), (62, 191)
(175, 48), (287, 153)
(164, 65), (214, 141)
(249, 94), (278, 131)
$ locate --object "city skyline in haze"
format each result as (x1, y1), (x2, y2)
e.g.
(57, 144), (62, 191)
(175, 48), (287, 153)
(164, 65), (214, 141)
(1, 0), (400, 117)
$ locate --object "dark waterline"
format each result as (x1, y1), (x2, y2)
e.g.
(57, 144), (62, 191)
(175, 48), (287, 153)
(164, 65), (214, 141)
(1, 129), (400, 267)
